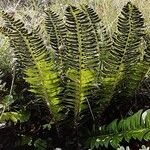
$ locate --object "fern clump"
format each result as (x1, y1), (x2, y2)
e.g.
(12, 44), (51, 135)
(0, 1), (150, 150)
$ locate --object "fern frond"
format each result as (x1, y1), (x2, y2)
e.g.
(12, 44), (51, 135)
(80, 5), (101, 53)
(45, 9), (67, 68)
(24, 59), (63, 123)
(80, 5), (113, 75)
(64, 5), (98, 125)
(0, 26), (32, 73)
(90, 109), (150, 149)
(80, 5), (122, 114)
(0, 11), (49, 74)
(0, 11), (61, 124)
(81, 5), (114, 74)
(81, 5), (100, 24)
(65, 5), (99, 70)
(113, 2), (145, 64)
(65, 69), (95, 122)
(112, 2), (146, 97)
(144, 34), (150, 63)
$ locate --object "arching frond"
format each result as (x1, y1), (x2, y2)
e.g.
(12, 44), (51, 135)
(80, 4), (101, 55)
(113, 2), (145, 65)
(80, 4), (113, 76)
(1, 11), (62, 125)
(0, 11), (49, 75)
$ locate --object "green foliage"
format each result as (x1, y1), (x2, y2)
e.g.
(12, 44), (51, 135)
(0, 11), (50, 74)
(65, 5), (99, 70)
(34, 138), (47, 150)
(1, 95), (14, 107)
(111, 2), (147, 97)
(64, 5), (99, 125)
(21, 135), (32, 146)
(81, 4), (124, 113)
(144, 34), (150, 63)
(24, 59), (63, 123)
(0, 111), (29, 123)
(80, 4), (101, 55)
(0, 10), (63, 124)
(0, 95), (29, 123)
(93, 1), (149, 115)
(0, 72), (29, 123)
(90, 109), (150, 149)
(45, 8), (66, 67)
(65, 69), (95, 123)
(0, 1), (150, 150)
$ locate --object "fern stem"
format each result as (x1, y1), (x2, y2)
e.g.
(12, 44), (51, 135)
(86, 98), (95, 122)
(9, 65), (16, 96)
(0, 106), (5, 119)
(86, 98), (96, 134)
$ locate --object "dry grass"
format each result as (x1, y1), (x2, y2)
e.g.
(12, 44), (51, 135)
(52, 0), (150, 32)
(0, 0), (149, 32)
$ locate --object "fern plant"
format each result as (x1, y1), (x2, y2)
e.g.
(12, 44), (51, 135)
(0, 1), (150, 150)
(81, 4), (123, 114)
(89, 2), (150, 149)
(98, 1), (148, 112)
